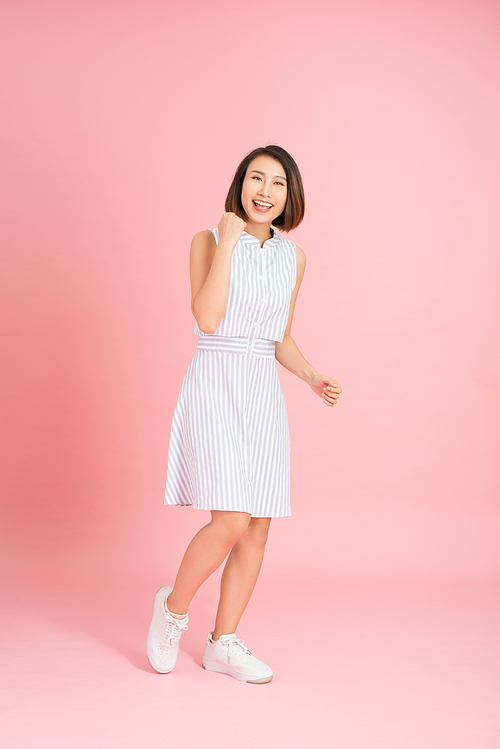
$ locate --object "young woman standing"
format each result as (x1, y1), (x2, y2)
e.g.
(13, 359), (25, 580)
(147, 145), (342, 684)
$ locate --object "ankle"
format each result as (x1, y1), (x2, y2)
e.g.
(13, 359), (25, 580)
(165, 595), (188, 619)
(211, 630), (235, 642)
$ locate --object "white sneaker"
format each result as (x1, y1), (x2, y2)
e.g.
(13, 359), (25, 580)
(147, 585), (188, 673)
(202, 632), (273, 684)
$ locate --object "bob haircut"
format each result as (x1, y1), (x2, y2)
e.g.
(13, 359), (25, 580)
(225, 145), (305, 233)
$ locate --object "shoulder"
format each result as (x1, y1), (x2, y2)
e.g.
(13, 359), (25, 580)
(294, 244), (306, 285)
(190, 230), (217, 277)
(191, 229), (216, 248)
(295, 244), (307, 271)
(277, 232), (306, 264)
(190, 229), (216, 257)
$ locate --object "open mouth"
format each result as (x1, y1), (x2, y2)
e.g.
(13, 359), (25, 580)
(253, 200), (273, 213)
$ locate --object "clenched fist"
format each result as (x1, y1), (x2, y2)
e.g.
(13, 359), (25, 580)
(218, 212), (247, 248)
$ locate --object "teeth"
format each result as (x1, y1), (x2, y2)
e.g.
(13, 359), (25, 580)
(254, 200), (273, 208)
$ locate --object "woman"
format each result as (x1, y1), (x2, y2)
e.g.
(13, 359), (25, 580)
(147, 145), (342, 684)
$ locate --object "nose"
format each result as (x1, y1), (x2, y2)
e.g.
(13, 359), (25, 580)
(259, 181), (271, 197)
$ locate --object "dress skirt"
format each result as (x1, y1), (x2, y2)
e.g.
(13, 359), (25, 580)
(164, 335), (291, 517)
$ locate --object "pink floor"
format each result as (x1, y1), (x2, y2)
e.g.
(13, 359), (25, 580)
(2, 571), (499, 748)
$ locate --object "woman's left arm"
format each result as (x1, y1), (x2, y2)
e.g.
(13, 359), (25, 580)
(275, 246), (342, 408)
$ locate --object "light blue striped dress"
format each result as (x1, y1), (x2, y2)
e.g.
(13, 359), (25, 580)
(164, 227), (297, 517)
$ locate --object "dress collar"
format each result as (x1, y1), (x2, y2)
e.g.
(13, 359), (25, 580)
(241, 227), (278, 247)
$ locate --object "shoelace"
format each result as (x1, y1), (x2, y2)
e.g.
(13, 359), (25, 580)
(226, 637), (252, 664)
(160, 618), (189, 649)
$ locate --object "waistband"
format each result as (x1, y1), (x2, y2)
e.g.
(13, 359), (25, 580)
(197, 336), (276, 358)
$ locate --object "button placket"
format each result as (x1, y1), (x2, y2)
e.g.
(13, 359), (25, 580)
(258, 245), (264, 280)
(250, 246), (265, 344)
(243, 234), (272, 352)
(246, 318), (258, 355)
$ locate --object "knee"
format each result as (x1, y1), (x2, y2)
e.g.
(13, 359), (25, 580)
(211, 512), (252, 547)
(241, 520), (271, 550)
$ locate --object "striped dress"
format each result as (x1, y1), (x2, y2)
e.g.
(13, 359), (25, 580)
(164, 227), (297, 517)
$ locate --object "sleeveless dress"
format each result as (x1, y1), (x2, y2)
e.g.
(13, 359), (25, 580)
(164, 227), (297, 517)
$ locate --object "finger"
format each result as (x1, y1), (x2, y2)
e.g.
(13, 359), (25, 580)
(326, 384), (341, 393)
(322, 394), (337, 405)
(323, 388), (339, 399)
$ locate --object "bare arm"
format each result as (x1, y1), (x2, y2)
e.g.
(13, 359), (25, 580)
(275, 245), (342, 407)
(275, 247), (317, 381)
(190, 213), (246, 334)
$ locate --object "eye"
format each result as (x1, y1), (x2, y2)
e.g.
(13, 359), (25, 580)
(252, 175), (262, 181)
(275, 181), (285, 187)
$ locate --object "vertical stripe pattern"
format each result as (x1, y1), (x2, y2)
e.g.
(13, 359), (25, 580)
(164, 337), (291, 517)
(165, 226), (297, 518)
(194, 228), (297, 343)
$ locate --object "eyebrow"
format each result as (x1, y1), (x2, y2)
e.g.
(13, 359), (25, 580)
(250, 170), (287, 181)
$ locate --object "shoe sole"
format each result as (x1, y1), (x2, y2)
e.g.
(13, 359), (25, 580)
(202, 657), (273, 684)
(147, 585), (175, 674)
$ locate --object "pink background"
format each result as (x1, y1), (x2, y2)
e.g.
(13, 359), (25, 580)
(1, 1), (499, 747)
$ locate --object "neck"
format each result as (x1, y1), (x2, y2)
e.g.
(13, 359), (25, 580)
(243, 220), (274, 247)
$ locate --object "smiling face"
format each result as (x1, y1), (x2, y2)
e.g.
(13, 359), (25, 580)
(240, 155), (288, 228)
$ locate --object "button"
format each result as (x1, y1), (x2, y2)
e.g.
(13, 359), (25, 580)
(258, 275), (263, 280)
(259, 249), (263, 254)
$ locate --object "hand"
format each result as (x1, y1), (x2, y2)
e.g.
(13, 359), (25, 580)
(309, 374), (342, 407)
(218, 212), (247, 248)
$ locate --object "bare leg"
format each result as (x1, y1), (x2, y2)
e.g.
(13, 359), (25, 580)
(212, 517), (271, 640)
(166, 510), (252, 615)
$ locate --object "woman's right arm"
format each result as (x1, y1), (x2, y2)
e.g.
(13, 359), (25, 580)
(190, 213), (246, 334)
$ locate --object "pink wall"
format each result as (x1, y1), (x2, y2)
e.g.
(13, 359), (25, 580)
(1, 0), (499, 581)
